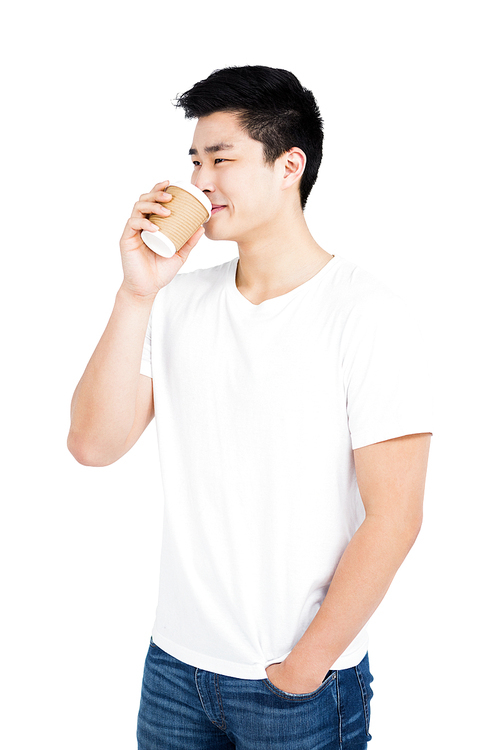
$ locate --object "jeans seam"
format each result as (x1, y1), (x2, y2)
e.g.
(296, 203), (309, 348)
(194, 670), (227, 733)
(354, 664), (371, 739)
(336, 670), (343, 748)
(194, 669), (212, 728)
(214, 673), (227, 732)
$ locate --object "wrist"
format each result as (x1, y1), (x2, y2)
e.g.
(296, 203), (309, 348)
(116, 282), (157, 308)
(283, 646), (332, 687)
(266, 656), (327, 695)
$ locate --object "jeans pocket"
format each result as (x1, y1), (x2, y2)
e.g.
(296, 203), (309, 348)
(263, 670), (336, 702)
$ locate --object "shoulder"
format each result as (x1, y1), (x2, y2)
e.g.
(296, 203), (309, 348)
(329, 256), (408, 323)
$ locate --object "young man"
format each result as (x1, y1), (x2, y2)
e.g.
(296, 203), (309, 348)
(68, 66), (432, 749)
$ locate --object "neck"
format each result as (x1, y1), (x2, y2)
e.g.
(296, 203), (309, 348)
(235, 205), (333, 297)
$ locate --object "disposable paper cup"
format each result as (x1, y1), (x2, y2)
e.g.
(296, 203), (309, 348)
(141, 181), (212, 258)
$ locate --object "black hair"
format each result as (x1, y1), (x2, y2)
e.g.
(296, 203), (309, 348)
(174, 66), (323, 209)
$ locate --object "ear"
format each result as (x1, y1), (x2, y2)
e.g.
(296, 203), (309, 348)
(280, 147), (306, 193)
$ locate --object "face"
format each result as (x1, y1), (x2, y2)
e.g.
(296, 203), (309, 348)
(189, 112), (285, 244)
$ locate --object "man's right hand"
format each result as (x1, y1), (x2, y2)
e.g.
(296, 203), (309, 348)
(119, 179), (205, 300)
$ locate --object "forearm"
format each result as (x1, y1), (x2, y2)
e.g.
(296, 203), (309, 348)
(68, 285), (154, 465)
(284, 514), (421, 684)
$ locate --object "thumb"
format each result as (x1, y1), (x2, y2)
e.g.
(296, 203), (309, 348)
(176, 226), (205, 262)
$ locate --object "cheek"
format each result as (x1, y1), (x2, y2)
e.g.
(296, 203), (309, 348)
(234, 167), (277, 211)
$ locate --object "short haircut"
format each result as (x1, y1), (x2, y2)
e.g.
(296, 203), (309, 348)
(174, 66), (324, 209)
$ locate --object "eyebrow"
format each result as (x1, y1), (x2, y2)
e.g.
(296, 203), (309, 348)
(189, 143), (234, 156)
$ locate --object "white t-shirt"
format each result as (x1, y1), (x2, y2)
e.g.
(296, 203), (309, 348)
(140, 254), (433, 679)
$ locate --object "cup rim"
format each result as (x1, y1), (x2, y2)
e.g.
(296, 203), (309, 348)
(168, 181), (212, 218)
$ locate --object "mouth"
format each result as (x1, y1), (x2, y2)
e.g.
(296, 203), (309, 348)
(210, 204), (226, 215)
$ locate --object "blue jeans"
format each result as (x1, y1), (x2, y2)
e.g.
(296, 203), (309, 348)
(137, 638), (373, 749)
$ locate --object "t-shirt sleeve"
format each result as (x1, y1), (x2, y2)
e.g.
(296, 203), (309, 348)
(342, 290), (433, 450)
(140, 311), (153, 379)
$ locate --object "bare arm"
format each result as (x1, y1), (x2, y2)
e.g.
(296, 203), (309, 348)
(266, 432), (432, 693)
(68, 289), (156, 466)
(67, 180), (204, 466)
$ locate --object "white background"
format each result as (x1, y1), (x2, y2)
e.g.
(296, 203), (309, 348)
(1, 1), (498, 748)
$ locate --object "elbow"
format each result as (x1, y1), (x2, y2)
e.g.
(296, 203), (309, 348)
(367, 508), (423, 553)
(67, 430), (119, 467)
(399, 509), (424, 551)
(407, 514), (423, 548)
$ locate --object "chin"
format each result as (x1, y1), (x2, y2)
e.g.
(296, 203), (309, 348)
(204, 225), (237, 243)
(204, 226), (225, 242)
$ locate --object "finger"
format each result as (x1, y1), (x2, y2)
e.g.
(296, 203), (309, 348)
(136, 186), (173, 206)
(153, 189), (173, 201)
(123, 216), (160, 236)
(131, 200), (171, 218)
(133, 191), (172, 213)
(176, 226), (205, 261)
(151, 179), (170, 192)
(139, 189), (173, 203)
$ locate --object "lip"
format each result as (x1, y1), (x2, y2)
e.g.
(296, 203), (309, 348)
(210, 205), (226, 215)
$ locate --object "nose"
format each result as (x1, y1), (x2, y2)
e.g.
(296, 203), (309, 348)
(191, 166), (216, 195)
